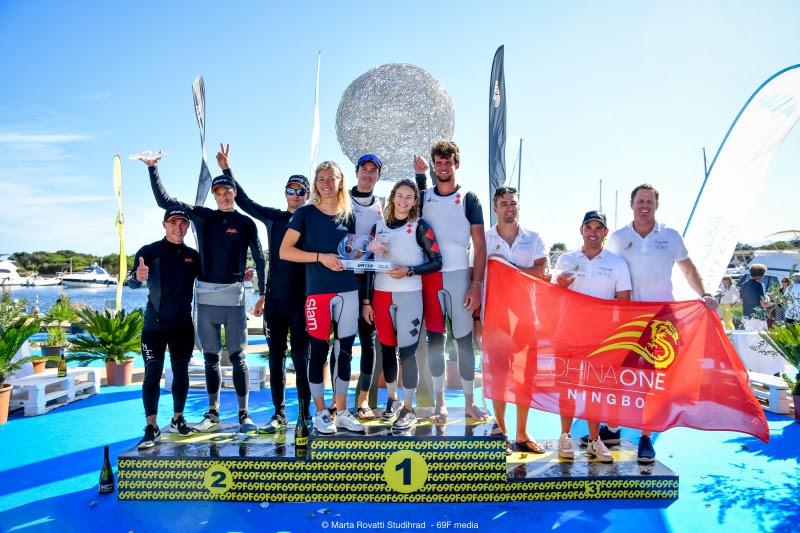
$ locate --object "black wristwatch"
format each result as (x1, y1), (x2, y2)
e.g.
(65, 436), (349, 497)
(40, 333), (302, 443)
(701, 292), (712, 298)
(406, 266), (415, 277)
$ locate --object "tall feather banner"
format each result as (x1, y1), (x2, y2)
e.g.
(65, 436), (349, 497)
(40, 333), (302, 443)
(488, 45), (506, 226)
(310, 52), (321, 179)
(112, 155), (125, 311)
(192, 76), (213, 206)
(675, 64), (800, 299)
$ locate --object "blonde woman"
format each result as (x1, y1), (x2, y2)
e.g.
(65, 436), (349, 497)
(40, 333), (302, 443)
(280, 161), (364, 435)
(362, 179), (442, 430)
(719, 276), (740, 330)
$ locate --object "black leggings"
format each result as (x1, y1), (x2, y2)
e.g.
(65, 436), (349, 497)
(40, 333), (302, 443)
(141, 328), (194, 417)
(381, 343), (419, 391)
(265, 298), (310, 418)
(356, 313), (376, 392)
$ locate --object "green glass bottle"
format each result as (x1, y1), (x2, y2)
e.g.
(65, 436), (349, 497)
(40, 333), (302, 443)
(57, 353), (67, 378)
(294, 400), (309, 458)
(99, 446), (115, 494)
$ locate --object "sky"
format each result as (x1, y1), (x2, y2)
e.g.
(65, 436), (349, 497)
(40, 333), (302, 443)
(0, 1), (798, 258)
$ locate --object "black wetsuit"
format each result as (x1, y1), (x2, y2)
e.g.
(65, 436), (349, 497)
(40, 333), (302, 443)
(231, 170), (310, 419)
(149, 166), (266, 293)
(128, 238), (200, 417)
(148, 165), (266, 410)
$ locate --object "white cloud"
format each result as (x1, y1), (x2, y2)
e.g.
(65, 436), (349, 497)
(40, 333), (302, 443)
(0, 133), (90, 143)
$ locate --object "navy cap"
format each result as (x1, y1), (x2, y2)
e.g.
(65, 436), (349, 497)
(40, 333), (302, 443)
(582, 210), (607, 228)
(356, 153), (382, 172)
(163, 207), (190, 222)
(286, 174), (309, 190)
(211, 175), (236, 191)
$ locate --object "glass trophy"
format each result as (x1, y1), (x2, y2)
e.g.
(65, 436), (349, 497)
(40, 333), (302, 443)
(552, 262), (587, 279)
(129, 149), (166, 161)
(337, 234), (391, 272)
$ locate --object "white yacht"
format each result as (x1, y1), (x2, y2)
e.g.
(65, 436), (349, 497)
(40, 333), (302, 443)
(62, 263), (118, 288)
(23, 274), (62, 287)
(0, 257), (28, 286)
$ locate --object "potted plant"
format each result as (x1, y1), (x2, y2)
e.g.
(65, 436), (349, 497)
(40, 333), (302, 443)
(67, 308), (143, 386)
(0, 315), (41, 424)
(759, 322), (800, 422)
(28, 345), (47, 374)
(40, 326), (68, 369)
(43, 296), (78, 331)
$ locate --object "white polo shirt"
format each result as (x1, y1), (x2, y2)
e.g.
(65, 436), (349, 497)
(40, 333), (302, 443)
(485, 225), (547, 268)
(606, 222), (689, 302)
(553, 248), (631, 299)
(784, 283), (800, 320)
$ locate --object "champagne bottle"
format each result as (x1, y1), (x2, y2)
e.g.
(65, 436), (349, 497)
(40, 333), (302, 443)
(99, 445), (115, 494)
(294, 400), (309, 458)
(57, 353), (67, 378)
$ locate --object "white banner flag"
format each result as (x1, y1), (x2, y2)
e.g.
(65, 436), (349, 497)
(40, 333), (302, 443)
(310, 52), (321, 179)
(674, 64), (800, 300)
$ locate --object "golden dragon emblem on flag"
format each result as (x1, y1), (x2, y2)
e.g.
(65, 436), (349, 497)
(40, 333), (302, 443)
(588, 313), (679, 369)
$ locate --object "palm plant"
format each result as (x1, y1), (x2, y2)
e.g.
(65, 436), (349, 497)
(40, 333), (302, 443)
(0, 292), (27, 334)
(67, 308), (143, 365)
(44, 327), (67, 347)
(43, 296), (78, 326)
(0, 316), (41, 385)
(759, 322), (800, 395)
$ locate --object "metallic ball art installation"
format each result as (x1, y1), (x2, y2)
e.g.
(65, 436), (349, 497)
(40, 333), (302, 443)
(336, 63), (455, 182)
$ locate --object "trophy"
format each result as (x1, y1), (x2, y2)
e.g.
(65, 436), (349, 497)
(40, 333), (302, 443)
(337, 234), (391, 272)
(553, 261), (587, 279)
(129, 149), (166, 162)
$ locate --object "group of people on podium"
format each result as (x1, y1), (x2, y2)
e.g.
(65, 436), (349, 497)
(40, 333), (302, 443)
(128, 139), (718, 466)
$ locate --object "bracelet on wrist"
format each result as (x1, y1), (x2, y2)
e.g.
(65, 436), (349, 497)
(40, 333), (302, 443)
(471, 280), (482, 286)
(316, 252), (319, 263)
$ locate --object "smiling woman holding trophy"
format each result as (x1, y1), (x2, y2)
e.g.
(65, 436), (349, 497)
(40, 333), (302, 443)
(362, 179), (442, 431)
(280, 161), (365, 436)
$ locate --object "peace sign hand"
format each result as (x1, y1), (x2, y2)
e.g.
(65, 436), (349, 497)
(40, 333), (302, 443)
(216, 143), (231, 170)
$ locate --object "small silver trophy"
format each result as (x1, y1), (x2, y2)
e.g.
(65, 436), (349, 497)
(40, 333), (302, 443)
(337, 234), (391, 272)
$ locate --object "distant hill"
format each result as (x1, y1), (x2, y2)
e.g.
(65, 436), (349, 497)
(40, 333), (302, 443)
(9, 251), (135, 276)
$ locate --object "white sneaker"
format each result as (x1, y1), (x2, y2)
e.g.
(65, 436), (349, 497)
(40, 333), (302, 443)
(335, 409), (365, 432)
(314, 411), (336, 435)
(192, 410), (220, 432)
(558, 432), (574, 459)
(587, 437), (614, 463)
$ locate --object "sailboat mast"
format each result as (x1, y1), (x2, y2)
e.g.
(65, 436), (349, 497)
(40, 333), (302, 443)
(517, 138), (523, 198)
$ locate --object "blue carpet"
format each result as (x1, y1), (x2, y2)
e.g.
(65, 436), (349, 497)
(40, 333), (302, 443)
(1, 382), (797, 532)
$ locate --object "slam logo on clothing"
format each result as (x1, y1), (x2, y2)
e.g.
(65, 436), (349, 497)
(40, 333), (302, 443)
(306, 298), (319, 332)
(588, 313), (679, 370)
(225, 227), (238, 236)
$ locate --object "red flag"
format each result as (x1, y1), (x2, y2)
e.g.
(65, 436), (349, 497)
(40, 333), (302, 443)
(483, 258), (769, 442)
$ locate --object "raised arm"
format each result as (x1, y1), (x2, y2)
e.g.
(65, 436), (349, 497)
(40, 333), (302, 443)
(216, 144), (285, 222)
(145, 163), (190, 211)
(413, 154), (429, 192)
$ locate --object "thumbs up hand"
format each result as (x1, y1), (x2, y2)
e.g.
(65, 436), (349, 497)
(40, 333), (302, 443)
(136, 257), (149, 282)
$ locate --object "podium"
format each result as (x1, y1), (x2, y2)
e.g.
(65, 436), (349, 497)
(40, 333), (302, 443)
(117, 408), (677, 502)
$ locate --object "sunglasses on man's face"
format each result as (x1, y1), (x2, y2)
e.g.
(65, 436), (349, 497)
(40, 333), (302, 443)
(285, 187), (307, 197)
